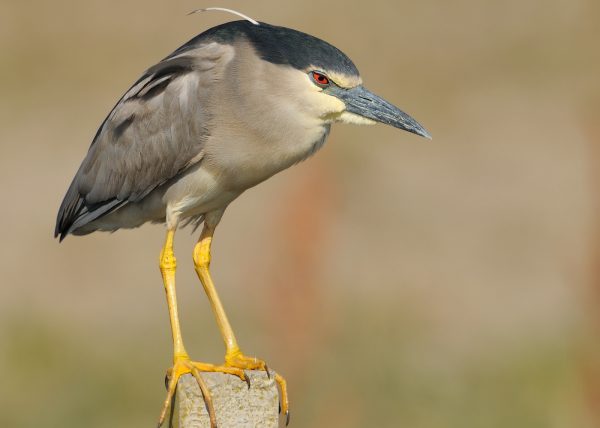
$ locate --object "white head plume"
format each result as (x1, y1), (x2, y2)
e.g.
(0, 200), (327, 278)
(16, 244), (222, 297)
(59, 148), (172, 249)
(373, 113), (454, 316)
(188, 7), (260, 26)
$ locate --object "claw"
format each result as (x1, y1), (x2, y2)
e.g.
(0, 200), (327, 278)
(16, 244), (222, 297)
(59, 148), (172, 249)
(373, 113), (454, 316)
(285, 410), (290, 426)
(243, 371), (251, 390)
(264, 364), (271, 379)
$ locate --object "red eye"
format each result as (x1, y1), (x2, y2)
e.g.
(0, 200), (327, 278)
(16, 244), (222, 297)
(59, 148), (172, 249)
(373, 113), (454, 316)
(312, 71), (330, 86)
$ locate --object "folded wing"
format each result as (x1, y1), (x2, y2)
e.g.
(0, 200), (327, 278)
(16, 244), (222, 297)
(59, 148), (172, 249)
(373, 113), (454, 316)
(55, 42), (230, 240)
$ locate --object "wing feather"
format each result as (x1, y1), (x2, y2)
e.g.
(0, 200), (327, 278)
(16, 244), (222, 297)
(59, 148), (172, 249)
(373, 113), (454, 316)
(55, 42), (231, 239)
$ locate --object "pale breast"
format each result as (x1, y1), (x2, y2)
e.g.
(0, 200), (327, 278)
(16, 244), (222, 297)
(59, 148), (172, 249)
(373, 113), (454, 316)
(203, 122), (330, 191)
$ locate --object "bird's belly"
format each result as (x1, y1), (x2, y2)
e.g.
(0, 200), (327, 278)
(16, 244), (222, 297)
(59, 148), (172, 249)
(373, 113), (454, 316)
(85, 164), (240, 233)
(162, 163), (242, 221)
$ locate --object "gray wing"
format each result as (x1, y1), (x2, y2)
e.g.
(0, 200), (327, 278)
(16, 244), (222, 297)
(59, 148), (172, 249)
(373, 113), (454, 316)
(55, 42), (230, 240)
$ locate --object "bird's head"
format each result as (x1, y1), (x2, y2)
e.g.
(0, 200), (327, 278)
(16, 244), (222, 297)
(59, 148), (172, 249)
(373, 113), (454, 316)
(185, 10), (430, 143)
(199, 16), (430, 139)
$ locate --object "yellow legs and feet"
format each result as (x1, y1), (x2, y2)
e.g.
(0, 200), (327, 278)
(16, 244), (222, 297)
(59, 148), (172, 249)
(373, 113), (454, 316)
(193, 220), (290, 425)
(157, 229), (248, 428)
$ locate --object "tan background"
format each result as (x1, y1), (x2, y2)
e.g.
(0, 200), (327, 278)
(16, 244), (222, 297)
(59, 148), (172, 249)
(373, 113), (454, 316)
(1, 0), (599, 427)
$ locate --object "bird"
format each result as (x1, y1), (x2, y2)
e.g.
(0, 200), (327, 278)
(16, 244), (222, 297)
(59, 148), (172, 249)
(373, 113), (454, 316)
(55, 8), (430, 428)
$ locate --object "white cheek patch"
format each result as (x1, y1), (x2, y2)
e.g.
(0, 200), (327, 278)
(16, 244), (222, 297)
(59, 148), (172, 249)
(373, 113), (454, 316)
(317, 92), (346, 114)
(306, 92), (346, 123)
(338, 111), (376, 126)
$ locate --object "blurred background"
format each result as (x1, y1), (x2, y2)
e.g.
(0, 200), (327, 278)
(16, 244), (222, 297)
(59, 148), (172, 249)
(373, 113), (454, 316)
(1, 0), (599, 426)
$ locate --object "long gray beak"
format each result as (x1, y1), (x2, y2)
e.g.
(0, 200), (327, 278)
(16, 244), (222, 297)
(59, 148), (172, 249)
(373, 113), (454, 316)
(330, 85), (431, 139)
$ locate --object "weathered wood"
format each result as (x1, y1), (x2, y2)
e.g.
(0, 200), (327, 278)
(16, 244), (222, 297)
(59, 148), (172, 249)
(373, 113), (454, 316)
(177, 370), (280, 428)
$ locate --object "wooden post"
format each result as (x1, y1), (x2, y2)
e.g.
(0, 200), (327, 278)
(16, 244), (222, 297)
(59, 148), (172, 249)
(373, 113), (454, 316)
(177, 370), (280, 428)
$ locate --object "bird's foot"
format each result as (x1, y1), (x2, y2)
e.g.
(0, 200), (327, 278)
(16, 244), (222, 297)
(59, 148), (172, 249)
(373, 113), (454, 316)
(157, 354), (248, 428)
(224, 349), (290, 425)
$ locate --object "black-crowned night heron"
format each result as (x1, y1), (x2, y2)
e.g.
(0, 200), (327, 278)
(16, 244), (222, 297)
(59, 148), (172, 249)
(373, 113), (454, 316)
(55, 9), (430, 427)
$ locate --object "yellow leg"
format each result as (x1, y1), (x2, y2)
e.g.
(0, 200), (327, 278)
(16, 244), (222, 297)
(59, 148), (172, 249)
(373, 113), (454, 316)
(157, 229), (248, 428)
(193, 225), (290, 422)
(160, 230), (188, 361)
